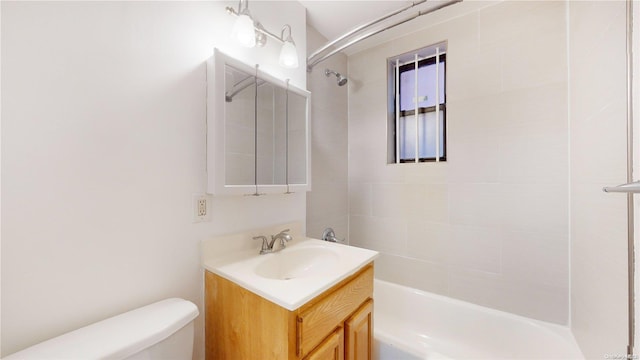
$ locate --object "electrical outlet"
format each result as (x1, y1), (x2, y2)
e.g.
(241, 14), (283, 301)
(197, 198), (207, 217)
(193, 194), (211, 223)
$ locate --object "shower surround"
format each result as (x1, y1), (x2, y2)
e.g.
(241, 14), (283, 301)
(345, 1), (628, 358)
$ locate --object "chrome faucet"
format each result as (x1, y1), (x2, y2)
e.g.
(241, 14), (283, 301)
(322, 227), (341, 243)
(253, 229), (292, 255)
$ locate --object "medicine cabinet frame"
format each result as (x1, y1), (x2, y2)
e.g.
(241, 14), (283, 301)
(206, 48), (311, 196)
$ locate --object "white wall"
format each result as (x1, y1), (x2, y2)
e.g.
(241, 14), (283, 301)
(0, 1), (306, 357)
(348, 0), (570, 324)
(569, 1), (630, 358)
(306, 26), (349, 242)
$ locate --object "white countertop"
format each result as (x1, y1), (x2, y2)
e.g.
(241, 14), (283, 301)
(202, 238), (379, 311)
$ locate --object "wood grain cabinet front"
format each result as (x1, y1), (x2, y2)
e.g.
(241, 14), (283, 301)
(345, 300), (373, 360)
(304, 327), (344, 360)
(205, 263), (374, 360)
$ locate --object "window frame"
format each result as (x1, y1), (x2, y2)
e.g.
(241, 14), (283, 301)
(387, 43), (447, 164)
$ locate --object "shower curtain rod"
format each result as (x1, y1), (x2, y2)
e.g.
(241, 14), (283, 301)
(306, 0), (462, 72)
(307, 0), (427, 62)
(603, 0), (635, 357)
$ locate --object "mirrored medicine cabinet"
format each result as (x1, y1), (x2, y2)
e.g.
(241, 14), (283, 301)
(206, 49), (311, 196)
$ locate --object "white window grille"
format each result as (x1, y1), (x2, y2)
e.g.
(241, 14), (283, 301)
(388, 42), (447, 164)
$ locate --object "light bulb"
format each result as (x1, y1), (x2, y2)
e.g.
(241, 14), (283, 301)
(279, 39), (298, 68)
(232, 12), (256, 48)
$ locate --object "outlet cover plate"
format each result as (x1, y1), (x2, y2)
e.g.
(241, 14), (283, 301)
(193, 194), (211, 223)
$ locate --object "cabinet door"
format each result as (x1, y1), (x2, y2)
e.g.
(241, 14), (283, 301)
(345, 300), (373, 360)
(304, 327), (344, 360)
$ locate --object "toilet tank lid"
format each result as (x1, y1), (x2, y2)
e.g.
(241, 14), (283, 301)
(4, 298), (199, 360)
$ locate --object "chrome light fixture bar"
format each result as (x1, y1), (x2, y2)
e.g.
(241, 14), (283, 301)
(225, 0), (299, 68)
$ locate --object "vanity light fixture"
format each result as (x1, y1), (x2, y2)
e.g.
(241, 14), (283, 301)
(279, 25), (298, 68)
(230, 1), (255, 48)
(225, 0), (299, 68)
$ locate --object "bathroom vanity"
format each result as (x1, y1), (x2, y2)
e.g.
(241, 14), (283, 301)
(205, 263), (373, 359)
(202, 226), (378, 360)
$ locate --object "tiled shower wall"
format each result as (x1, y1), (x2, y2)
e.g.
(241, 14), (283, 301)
(569, 1), (629, 357)
(348, 1), (571, 324)
(306, 26), (349, 241)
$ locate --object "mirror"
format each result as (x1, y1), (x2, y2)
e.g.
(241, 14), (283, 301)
(207, 49), (310, 195)
(256, 80), (287, 186)
(224, 65), (256, 186)
(287, 89), (307, 185)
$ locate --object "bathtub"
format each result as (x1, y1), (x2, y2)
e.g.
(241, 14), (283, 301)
(373, 279), (584, 359)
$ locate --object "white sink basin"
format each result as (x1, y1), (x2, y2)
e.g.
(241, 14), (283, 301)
(202, 238), (379, 310)
(254, 246), (340, 280)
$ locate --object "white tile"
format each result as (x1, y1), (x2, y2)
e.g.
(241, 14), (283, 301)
(403, 162), (448, 184)
(310, 107), (348, 149)
(407, 221), (450, 264)
(390, 11), (479, 59)
(374, 253), (449, 296)
(349, 215), (408, 256)
(349, 78), (387, 114)
(448, 268), (568, 324)
(306, 213), (348, 243)
(446, 94), (504, 142)
(447, 135), (502, 184)
(500, 23), (567, 92)
(348, 161), (407, 185)
(307, 181), (348, 221)
(497, 128), (568, 184)
(448, 225), (502, 274)
(447, 44), (503, 103)
(370, 183), (449, 223)
(569, 2), (626, 124)
(498, 183), (568, 236)
(448, 183), (503, 227)
(422, 184), (450, 223)
(371, 183), (422, 219)
(478, 0), (565, 49)
(502, 231), (568, 289)
(571, 242), (627, 356)
(348, 42), (395, 85)
(570, 98), (627, 184)
(348, 182), (372, 216)
(570, 182), (627, 264)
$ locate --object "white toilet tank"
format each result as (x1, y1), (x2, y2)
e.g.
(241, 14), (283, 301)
(4, 298), (199, 360)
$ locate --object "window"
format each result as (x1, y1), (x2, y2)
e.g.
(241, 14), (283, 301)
(388, 42), (446, 163)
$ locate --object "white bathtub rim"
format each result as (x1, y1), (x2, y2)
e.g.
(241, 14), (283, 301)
(374, 279), (584, 359)
(375, 279), (572, 334)
(374, 330), (431, 359)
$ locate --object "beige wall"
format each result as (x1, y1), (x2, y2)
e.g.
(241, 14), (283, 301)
(569, 1), (629, 358)
(348, 1), (570, 324)
(1, 1), (307, 357)
(306, 26), (349, 242)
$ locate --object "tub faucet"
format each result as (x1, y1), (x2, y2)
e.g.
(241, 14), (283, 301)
(322, 227), (341, 243)
(253, 229), (292, 255)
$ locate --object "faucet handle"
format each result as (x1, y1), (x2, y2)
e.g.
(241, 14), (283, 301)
(272, 229), (293, 250)
(253, 235), (269, 252)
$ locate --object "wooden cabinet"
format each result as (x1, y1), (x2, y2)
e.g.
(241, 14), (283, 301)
(304, 327), (344, 360)
(205, 263), (374, 360)
(345, 300), (373, 360)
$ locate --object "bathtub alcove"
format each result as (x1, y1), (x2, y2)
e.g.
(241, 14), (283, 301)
(373, 279), (584, 359)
